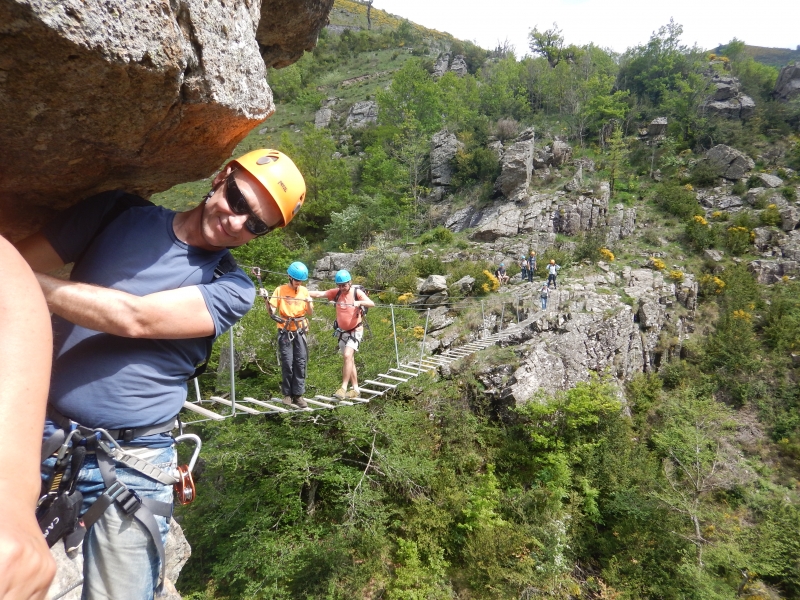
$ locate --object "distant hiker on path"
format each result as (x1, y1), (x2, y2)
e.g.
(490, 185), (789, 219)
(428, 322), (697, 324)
(495, 263), (509, 286)
(518, 255), (528, 282)
(309, 270), (374, 400)
(540, 283), (549, 310)
(547, 259), (561, 288)
(527, 251), (537, 283)
(262, 262), (313, 409)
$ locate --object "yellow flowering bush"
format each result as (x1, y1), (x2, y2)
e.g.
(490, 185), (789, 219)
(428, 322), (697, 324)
(650, 258), (666, 271)
(732, 310), (752, 322)
(684, 183), (694, 192)
(760, 203), (782, 226)
(692, 215), (708, 226)
(669, 270), (684, 283)
(699, 274), (726, 295)
(725, 226), (752, 255)
(412, 326), (425, 339)
(480, 270), (500, 294)
(397, 292), (414, 304)
(599, 248), (615, 262)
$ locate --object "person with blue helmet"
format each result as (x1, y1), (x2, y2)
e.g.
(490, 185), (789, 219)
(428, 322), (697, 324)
(518, 254), (528, 282)
(495, 262), (509, 287)
(309, 269), (374, 400)
(260, 262), (313, 408)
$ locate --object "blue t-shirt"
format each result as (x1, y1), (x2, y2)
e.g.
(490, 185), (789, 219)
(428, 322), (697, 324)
(42, 192), (255, 430)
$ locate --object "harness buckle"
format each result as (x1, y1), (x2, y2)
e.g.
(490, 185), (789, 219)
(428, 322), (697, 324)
(119, 428), (135, 443)
(108, 483), (142, 516)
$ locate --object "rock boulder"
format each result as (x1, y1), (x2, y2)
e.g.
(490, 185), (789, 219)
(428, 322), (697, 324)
(705, 145), (755, 180)
(0, 0), (333, 240)
(344, 100), (378, 129)
(494, 136), (534, 200)
(774, 62), (800, 101)
(430, 130), (461, 187)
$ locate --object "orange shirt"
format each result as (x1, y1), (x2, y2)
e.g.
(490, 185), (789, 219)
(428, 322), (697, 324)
(269, 284), (310, 330)
(323, 286), (368, 331)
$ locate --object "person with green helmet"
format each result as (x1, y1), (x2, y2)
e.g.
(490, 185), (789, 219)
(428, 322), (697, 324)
(309, 269), (374, 400)
(261, 262), (313, 409)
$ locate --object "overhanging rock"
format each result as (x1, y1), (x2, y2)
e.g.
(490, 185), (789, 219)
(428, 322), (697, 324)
(0, 0), (333, 240)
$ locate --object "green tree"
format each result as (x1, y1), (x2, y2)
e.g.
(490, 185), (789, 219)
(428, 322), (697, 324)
(280, 127), (353, 240)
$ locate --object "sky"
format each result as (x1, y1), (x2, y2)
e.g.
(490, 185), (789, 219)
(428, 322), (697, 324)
(373, 0), (799, 57)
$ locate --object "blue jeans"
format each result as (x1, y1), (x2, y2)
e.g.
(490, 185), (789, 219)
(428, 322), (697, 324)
(43, 445), (175, 599)
(541, 296), (548, 310)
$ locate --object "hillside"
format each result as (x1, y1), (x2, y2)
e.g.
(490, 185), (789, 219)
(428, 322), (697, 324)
(143, 7), (800, 600)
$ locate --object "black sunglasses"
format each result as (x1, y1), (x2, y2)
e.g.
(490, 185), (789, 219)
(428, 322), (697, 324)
(225, 175), (273, 236)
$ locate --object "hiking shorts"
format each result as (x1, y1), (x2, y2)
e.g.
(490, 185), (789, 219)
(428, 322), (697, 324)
(338, 328), (363, 353)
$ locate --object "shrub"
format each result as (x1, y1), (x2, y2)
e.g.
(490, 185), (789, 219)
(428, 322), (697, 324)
(760, 204), (782, 226)
(725, 226), (753, 256)
(732, 180), (747, 196)
(574, 228), (608, 262)
(653, 183), (703, 218)
(699, 274), (726, 296)
(413, 254), (445, 278)
(669, 270), (684, 283)
(650, 257), (666, 270)
(689, 161), (719, 187)
(418, 226), (454, 246)
(685, 214), (716, 250)
(782, 186), (797, 201)
(493, 118), (519, 142)
(480, 270), (500, 294)
(599, 248), (615, 262)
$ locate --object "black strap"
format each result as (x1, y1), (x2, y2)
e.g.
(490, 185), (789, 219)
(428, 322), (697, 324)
(46, 406), (176, 444)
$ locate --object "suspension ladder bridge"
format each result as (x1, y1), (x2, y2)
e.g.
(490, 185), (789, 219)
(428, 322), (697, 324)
(180, 295), (545, 424)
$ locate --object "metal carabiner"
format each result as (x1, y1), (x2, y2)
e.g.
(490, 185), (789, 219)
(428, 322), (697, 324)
(173, 434), (202, 505)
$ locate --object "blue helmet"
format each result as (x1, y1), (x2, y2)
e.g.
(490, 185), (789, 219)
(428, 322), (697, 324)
(334, 269), (351, 284)
(287, 261), (308, 281)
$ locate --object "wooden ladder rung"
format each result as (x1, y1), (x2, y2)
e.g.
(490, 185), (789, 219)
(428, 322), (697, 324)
(364, 379), (396, 389)
(377, 373), (407, 382)
(210, 396), (261, 415)
(182, 401), (225, 420)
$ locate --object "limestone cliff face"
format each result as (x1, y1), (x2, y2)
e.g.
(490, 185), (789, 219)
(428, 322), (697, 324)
(0, 0), (333, 240)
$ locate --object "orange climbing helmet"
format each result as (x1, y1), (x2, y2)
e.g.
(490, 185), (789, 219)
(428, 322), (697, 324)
(229, 149), (306, 228)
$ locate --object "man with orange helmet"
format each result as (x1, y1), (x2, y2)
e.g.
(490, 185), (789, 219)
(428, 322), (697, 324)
(15, 149), (305, 599)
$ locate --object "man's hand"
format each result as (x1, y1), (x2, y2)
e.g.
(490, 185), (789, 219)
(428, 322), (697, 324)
(0, 490), (55, 600)
(258, 287), (269, 298)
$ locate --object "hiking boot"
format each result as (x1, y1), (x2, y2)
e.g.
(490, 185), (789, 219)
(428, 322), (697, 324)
(293, 396), (308, 409)
(282, 396), (294, 407)
(346, 389), (360, 399)
(333, 388), (346, 400)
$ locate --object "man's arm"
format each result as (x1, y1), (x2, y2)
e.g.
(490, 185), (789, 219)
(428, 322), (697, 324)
(355, 289), (375, 309)
(36, 273), (215, 339)
(0, 236), (56, 600)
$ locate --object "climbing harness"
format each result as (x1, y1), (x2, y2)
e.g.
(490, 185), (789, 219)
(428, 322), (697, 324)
(38, 409), (201, 590)
(332, 284), (371, 347)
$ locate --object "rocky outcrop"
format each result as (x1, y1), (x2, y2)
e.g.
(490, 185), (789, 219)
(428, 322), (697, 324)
(774, 62), (800, 101)
(314, 97), (338, 129)
(648, 117), (668, 137)
(749, 259), (800, 284)
(344, 100), (378, 129)
(454, 183), (634, 244)
(0, 0), (334, 240)
(704, 145), (755, 180)
(313, 252), (367, 280)
(704, 73), (756, 120)
(752, 173), (784, 188)
(257, 0), (334, 69)
(432, 53), (468, 78)
(494, 129), (535, 200)
(469, 266), (694, 402)
(430, 130), (462, 189)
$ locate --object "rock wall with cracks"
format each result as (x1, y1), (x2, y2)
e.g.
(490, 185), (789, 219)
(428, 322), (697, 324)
(0, 0), (333, 240)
